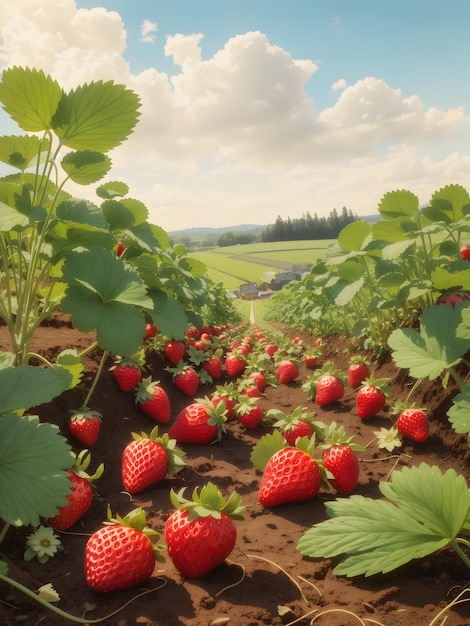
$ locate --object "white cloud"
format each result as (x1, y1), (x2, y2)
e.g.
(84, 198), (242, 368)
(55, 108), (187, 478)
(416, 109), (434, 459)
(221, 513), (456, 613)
(0, 0), (468, 231)
(331, 78), (347, 91)
(140, 19), (158, 44)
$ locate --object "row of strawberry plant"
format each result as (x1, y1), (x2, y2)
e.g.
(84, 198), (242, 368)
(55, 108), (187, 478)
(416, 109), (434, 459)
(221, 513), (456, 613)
(265, 185), (470, 349)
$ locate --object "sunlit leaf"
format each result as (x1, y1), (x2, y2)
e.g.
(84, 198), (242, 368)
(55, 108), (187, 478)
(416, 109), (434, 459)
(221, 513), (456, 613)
(297, 464), (469, 577)
(51, 80), (141, 152)
(377, 189), (419, 220)
(0, 67), (63, 132)
(61, 150), (111, 184)
(388, 304), (470, 379)
(0, 135), (50, 170)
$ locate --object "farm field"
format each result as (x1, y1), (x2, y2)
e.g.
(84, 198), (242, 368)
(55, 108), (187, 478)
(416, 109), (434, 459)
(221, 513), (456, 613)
(191, 239), (333, 290)
(2, 316), (469, 626)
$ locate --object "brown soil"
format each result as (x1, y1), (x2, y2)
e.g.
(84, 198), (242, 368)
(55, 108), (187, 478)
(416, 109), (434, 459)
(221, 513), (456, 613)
(1, 315), (469, 626)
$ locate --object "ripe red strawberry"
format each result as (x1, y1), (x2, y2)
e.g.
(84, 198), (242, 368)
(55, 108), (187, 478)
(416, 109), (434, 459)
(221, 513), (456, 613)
(116, 241), (126, 257)
(258, 440), (322, 507)
(315, 374), (344, 406)
(174, 365), (200, 396)
(356, 377), (389, 419)
(85, 507), (164, 592)
(264, 344), (278, 357)
(397, 408), (429, 442)
(112, 356), (143, 392)
(275, 359), (300, 384)
(201, 355), (222, 380)
(145, 323), (158, 339)
(347, 357), (370, 388)
(235, 397), (264, 429)
(436, 290), (470, 306)
(121, 426), (186, 494)
(303, 350), (320, 368)
(135, 377), (171, 423)
(168, 398), (227, 444)
(164, 340), (186, 364)
(248, 371), (267, 392)
(460, 245), (470, 261)
(225, 352), (247, 377)
(322, 445), (360, 494)
(165, 483), (245, 579)
(68, 409), (101, 446)
(48, 450), (103, 530)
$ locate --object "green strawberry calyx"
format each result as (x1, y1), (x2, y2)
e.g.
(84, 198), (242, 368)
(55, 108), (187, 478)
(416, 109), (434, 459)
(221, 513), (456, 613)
(318, 421), (366, 453)
(130, 425), (187, 475)
(104, 506), (165, 562)
(111, 349), (145, 371)
(267, 406), (323, 436)
(68, 408), (102, 424)
(360, 375), (391, 396)
(134, 376), (163, 403)
(169, 482), (245, 522)
(72, 448), (104, 483)
(213, 381), (239, 401)
(195, 396), (228, 441)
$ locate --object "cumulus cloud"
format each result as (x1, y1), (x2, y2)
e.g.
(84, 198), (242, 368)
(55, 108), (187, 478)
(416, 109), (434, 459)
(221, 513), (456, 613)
(0, 0), (468, 230)
(140, 19), (158, 44)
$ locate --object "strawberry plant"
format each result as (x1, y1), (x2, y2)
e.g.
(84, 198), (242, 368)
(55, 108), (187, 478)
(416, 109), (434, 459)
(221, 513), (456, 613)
(297, 463), (470, 576)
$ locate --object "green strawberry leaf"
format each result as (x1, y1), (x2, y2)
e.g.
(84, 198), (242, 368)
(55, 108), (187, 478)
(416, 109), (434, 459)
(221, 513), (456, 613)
(0, 67), (63, 132)
(54, 349), (84, 390)
(61, 246), (153, 355)
(388, 304), (470, 380)
(0, 413), (73, 526)
(51, 79), (141, 152)
(0, 365), (71, 414)
(297, 463), (470, 577)
(447, 384), (470, 443)
(61, 150), (111, 185)
(250, 430), (286, 472)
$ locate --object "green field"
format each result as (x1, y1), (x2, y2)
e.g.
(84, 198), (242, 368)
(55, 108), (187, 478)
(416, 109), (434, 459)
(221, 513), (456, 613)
(190, 239), (333, 290)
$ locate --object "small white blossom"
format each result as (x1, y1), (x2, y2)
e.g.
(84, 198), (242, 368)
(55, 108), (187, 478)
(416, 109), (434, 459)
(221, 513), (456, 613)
(374, 426), (402, 453)
(24, 525), (62, 564)
(37, 583), (60, 602)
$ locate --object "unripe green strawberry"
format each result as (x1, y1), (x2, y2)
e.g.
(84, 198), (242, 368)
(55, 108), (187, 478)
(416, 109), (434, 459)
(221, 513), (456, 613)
(121, 426), (186, 494)
(165, 483), (245, 578)
(85, 507), (164, 592)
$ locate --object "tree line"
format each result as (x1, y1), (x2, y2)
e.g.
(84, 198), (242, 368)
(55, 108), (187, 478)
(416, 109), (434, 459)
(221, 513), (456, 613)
(260, 207), (358, 242)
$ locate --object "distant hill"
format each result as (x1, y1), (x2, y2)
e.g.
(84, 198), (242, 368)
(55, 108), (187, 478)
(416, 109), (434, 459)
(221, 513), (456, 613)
(169, 224), (266, 237)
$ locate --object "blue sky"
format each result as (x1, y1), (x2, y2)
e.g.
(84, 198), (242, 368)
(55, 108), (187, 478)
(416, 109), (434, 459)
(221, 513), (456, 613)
(0, 1), (469, 231)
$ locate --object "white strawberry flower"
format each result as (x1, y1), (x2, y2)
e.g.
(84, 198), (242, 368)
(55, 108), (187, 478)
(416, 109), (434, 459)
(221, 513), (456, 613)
(24, 525), (62, 564)
(374, 426), (402, 453)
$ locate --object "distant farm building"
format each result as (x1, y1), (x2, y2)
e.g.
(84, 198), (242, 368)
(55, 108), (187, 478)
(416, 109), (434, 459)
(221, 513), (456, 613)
(271, 271), (302, 290)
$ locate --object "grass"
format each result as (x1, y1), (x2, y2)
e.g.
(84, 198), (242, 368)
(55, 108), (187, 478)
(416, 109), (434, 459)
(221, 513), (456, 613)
(191, 239), (332, 290)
